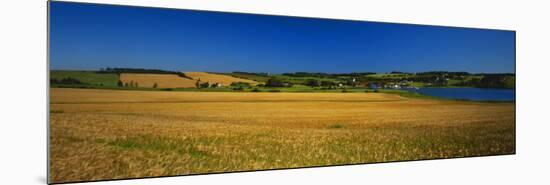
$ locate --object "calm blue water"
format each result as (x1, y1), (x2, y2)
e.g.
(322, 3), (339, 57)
(405, 87), (515, 101)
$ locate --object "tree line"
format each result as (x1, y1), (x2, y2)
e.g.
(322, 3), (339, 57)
(97, 67), (193, 79)
(281, 72), (376, 78)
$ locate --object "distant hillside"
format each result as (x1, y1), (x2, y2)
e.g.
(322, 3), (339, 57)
(119, 73), (196, 88)
(50, 69), (515, 90)
(50, 70), (119, 87)
(227, 72), (271, 83)
(184, 72), (260, 86)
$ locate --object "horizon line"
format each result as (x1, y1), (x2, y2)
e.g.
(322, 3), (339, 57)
(49, 68), (516, 75)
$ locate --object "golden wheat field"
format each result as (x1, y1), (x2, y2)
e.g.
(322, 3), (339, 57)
(184, 72), (260, 86)
(49, 88), (515, 183)
(119, 73), (196, 88)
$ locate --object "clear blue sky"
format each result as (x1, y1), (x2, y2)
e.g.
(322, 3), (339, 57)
(50, 1), (515, 74)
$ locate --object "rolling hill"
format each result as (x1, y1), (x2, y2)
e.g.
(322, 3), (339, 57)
(184, 72), (260, 86)
(119, 73), (196, 88)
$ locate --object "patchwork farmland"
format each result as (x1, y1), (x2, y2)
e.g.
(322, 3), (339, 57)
(49, 69), (515, 183)
(50, 70), (262, 89)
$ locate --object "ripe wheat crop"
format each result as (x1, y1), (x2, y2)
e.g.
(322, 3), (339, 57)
(49, 88), (515, 183)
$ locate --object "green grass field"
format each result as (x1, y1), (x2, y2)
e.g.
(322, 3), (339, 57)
(50, 70), (119, 87)
(272, 75), (340, 84)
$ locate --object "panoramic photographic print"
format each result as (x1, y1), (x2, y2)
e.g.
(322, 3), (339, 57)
(48, 1), (515, 184)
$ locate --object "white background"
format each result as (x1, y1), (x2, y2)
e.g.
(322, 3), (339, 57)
(1, 0), (549, 184)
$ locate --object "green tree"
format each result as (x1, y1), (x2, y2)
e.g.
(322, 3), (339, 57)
(305, 79), (321, 87)
(265, 78), (292, 87)
(195, 79), (201, 88)
(320, 80), (335, 87)
(200, 82), (210, 88)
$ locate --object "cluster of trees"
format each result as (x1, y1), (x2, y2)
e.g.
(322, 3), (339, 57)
(306, 79), (365, 88)
(230, 82), (251, 90)
(50, 77), (83, 85)
(410, 71), (474, 85)
(98, 67), (180, 74)
(232, 86), (245, 91)
(473, 73), (515, 76)
(303, 78), (365, 88)
(264, 78), (293, 87)
(278, 71), (514, 89)
(362, 71), (464, 86)
(98, 67), (194, 79)
(195, 80), (208, 88)
(282, 72), (333, 78)
(390, 71), (413, 75)
(406, 75), (449, 85)
(456, 75), (514, 88)
(195, 79), (223, 89)
(404, 72), (514, 88)
(281, 72), (376, 78)
(416, 71), (470, 76)
(117, 80), (139, 87)
(304, 79), (342, 87)
(305, 79), (322, 86)
(303, 72), (514, 89)
(264, 76), (357, 88)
